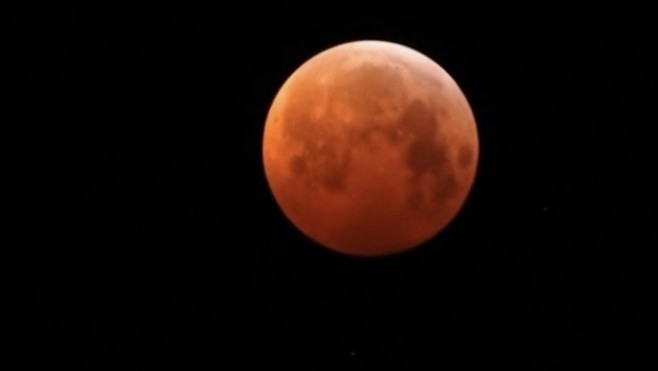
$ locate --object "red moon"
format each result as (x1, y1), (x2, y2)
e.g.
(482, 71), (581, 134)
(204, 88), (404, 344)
(263, 41), (478, 257)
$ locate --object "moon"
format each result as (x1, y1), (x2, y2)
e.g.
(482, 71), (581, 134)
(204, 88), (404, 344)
(262, 40), (479, 256)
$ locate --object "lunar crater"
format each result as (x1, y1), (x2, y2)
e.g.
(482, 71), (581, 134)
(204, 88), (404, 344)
(288, 138), (352, 192)
(458, 145), (475, 168)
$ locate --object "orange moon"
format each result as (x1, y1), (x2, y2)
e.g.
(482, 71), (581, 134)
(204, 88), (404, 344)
(263, 40), (479, 257)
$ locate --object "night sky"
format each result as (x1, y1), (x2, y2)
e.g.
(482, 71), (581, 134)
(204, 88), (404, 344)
(5, 4), (653, 368)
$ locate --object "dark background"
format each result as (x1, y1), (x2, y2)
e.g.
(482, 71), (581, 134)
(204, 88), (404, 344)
(4, 3), (653, 368)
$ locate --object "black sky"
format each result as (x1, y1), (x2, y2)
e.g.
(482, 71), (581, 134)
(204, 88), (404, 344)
(4, 3), (654, 368)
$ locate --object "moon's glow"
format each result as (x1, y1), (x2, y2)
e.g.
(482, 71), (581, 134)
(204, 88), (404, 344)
(263, 41), (479, 256)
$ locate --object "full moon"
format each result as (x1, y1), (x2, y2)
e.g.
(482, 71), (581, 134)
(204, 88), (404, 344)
(263, 40), (479, 256)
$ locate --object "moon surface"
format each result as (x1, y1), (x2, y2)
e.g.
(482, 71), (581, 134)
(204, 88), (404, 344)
(263, 40), (478, 256)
